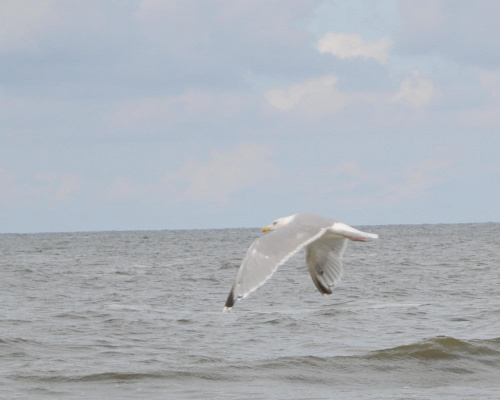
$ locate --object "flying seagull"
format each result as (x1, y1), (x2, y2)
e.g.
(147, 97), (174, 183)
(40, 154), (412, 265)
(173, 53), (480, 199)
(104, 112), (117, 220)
(224, 213), (378, 311)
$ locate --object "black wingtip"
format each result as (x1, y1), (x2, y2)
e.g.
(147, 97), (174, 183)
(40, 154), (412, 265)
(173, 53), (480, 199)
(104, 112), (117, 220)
(224, 289), (235, 311)
(310, 274), (333, 296)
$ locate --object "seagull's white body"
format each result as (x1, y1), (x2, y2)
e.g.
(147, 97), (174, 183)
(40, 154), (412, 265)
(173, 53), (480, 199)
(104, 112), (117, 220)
(224, 213), (378, 311)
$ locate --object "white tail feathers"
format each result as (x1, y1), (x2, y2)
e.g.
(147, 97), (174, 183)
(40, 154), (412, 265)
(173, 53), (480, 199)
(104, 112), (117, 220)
(330, 222), (378, 241)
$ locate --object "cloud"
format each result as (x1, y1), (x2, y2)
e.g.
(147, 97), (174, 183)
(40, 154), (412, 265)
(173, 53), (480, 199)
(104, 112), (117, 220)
(134, 0), (317, 79)
(383, 158), (451, 201)
(391, 72), (434, 108)
(50, 174), (83, 204)
(477, 68), (500, 100)
(315, 157), (453, 210)
(329, 161), (365, 191)
(455, 68), (500, 127)
(0, 168), (19, 206)
(106, 143), (280, 204)
(317, 32), (391, 64)
(265, 70), (435, 119)
(110, 90), (244, 130)
(398, 0), (500, 67)
(265, 75), (350, 117)
(0, 170), (83, 206)
(399, 0), (444, 39)
(0, 1), (58, 53)
(0, 1), (125, 56)
(136, 0), (312, 46)
(182, 143), (279, 203)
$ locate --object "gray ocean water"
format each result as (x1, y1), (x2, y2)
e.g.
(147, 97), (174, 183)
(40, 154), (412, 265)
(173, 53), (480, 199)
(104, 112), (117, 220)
(1, 223), (499, 399)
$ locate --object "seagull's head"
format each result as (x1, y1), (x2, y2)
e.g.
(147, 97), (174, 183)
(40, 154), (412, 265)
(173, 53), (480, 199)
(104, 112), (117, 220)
(262, 214), (296, 232)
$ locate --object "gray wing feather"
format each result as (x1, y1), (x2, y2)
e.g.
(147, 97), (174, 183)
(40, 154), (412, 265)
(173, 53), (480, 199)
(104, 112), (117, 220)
(224, 218), (330, 310)
(306, 235), (347, 296)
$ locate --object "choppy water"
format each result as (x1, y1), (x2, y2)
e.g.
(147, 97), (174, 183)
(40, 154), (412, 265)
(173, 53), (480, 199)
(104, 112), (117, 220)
(1, 223), (499, 399)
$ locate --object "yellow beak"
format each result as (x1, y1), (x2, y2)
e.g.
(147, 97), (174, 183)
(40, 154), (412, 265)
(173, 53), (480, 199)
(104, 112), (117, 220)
(262, 226), (271, 232)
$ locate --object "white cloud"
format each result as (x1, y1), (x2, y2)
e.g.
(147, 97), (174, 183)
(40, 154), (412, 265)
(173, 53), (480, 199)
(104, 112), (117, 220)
(457, 104), (500, 128)
(0, 168), (19, 206)
(265, 75), (350, 117)
(0, 170), (83, 206)
(317, 32), (391, 64)
(106, 143), (280, 204)
(110, 90), (243, 129)
(0, 1), (59, 53)
(265, 71), (436, 118)
(316, 157), (453, 209)
(266, 73), (431, 119)
(136, 0), (312, 46)
(399, 1), (500, 67)
(391, 72), (434, 108)
(400, 0), (444, 39)
(384, 158), (451, 201)
(477, 68), (500, 100)
(452, 68), (500, 128)
(51, 174), (83, 204)
(0, 1), (114, 55)
(329, 161), (364, 191)
(330, 160), (362, 176)
(182, 143), (279, 203)
(264, 69), (438, 120)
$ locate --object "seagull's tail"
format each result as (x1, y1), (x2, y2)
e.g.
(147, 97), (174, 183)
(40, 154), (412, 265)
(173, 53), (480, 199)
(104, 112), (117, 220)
(332, 222), (379, 241)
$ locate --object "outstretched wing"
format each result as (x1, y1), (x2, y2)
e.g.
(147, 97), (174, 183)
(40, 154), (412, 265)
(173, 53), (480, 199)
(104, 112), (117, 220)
(224, 222), (327, 311)
(306, 223), (378, 295)
(306, 235), (347, 296)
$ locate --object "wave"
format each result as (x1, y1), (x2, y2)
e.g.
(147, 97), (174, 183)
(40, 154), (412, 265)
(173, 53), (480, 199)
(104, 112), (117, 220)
(9, 337), (499, 386)
(365, 336), (500, 361)
(252, 336), (500, 368)
(248, 336), (500, 384)
(239, 336), (500, 387)
(74, 372), (166, 382)
(21, 370), (228, 383)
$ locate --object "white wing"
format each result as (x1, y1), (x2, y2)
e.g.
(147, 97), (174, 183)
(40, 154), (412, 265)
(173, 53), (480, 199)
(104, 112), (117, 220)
(223, 217), (331, 311)
(223, 214), (378, 311)
(306, 234), (347, 296)
(305, 222), (378, 295)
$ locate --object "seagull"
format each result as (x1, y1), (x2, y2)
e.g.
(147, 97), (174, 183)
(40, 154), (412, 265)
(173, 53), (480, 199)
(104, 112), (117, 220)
(223, 213), (378, 311)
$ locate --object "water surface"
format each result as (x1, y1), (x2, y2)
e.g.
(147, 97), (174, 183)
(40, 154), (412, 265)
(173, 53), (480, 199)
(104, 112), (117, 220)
(1, 223), (499, 399)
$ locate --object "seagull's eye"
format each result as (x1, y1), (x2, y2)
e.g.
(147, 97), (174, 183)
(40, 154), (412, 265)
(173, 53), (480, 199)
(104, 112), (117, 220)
(273, 221), (277, 225)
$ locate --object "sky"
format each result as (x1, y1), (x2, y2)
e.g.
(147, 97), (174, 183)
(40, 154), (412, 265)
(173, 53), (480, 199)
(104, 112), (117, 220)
(1, 0), (500, 233)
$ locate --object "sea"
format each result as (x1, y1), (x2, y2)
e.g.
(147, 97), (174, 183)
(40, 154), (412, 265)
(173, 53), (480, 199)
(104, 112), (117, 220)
(1, 223), (499, 399)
